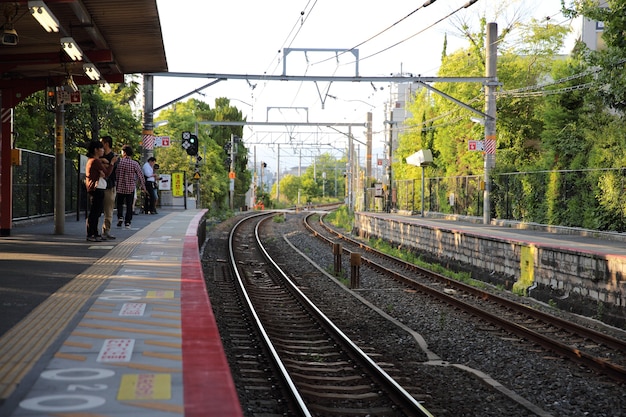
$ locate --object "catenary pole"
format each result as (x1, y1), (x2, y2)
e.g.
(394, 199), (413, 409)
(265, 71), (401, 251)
(483, 22), (498, 224)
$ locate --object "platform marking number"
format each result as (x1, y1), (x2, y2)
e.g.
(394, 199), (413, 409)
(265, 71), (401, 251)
(19, 368), (114, 412)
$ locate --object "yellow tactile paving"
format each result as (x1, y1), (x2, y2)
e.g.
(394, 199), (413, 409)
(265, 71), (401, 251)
(0, 217), (169, 401)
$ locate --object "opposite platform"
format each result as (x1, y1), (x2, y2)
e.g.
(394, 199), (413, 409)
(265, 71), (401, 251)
(355, 211), (626, 326)
(0, 210), (242, 417)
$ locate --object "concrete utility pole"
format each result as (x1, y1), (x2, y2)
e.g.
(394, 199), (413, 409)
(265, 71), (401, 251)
(54, 104), (65, 234)
(366, 111), (372, 180)
(483, 22), (498, 224)
(143, 74), (155, 163)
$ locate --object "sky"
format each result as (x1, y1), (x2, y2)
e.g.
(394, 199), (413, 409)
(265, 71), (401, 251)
(153, 0), (576, 173)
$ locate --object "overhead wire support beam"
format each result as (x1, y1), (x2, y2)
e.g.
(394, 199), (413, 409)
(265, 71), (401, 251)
(282, 48), (360, 76)
(149, 72), (491, 84)
(197, 121), (366, 127)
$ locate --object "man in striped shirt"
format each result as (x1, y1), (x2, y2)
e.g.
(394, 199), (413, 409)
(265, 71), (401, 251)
(115, 145), (147, 229)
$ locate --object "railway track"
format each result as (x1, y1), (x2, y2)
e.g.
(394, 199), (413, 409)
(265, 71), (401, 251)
(304, 212), (626, 383)
(226, 213), (434, 416)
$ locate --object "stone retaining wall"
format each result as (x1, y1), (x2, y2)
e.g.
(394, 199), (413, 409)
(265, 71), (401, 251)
(354, 213), (626, 327)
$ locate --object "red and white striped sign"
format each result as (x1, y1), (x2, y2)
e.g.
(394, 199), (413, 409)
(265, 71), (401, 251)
(484, 136), (496, 154)
(142, 134), (155, 150)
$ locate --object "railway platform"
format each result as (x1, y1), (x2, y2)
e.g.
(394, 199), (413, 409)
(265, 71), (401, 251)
(355, 211), (626, 326)
(0, 209), (242, 417)
(362, 211), (626, 256)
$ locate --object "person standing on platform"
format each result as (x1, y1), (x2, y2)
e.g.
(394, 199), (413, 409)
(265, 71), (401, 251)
(85, 140), (115, 242)
(142, 156), (159, 214)
(115, 145), (146, 229)
(99, 135), (117, 240)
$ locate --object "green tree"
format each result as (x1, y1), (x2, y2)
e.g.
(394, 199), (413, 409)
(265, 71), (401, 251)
(154, 98), (250, 211)
(15, 81), (142, 162)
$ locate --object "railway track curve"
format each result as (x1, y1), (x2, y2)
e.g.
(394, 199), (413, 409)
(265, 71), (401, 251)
(304, 212), (626, 383)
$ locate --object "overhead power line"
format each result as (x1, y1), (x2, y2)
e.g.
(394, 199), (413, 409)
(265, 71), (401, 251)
(357, 0), (480, 63)
(313, 0), (438, 66)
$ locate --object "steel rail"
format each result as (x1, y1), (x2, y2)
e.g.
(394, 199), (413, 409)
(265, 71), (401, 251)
(304, 213), (626, 383)
(228, 212), (313, 417)
(255, 214), (435, 417)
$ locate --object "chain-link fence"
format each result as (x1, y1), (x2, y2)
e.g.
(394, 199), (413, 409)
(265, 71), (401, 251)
(12, 149), (80, 220)
(363, 168), (626, 230)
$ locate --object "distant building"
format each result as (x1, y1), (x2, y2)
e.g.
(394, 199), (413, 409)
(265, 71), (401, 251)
(580, 0), (608, 51)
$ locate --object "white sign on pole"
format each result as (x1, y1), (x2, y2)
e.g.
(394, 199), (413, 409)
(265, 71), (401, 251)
(155, 136), (170, 147)
(468, 140), (484, 151)
(159, 174), (171, 191)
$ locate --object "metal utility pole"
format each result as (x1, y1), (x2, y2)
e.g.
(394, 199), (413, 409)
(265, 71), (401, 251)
(384, 120), (396, 213)
(54, 104), (65, 234)
(142, 74), (155, 163)
(366, 111), (372, 180)
(276, 143), (280, 202)
(483, 22), (498, 224)
(229, 133), (235, 210)
(347, 126), (353, 211)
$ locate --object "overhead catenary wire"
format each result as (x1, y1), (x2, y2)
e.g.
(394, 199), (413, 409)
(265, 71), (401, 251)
(312, 0), (439, 67)
(355, 0), (480, 64)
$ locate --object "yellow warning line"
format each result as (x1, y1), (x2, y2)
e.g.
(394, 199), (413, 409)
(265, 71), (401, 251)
(63, 340), (93, 349)
(123, 401), (184, 414)
(110, 363), (181, 373)
(54, 352), (87, 361)
(93, 301), (117, 307)
(0, 215), (173, 401)
(142, 300), (179, 306)
(145, 340), (181, 349)
(150, 313), (181, 321)
(112, 282), (180, 290)
(83, 315), (181, 329)
(143, 351), (182, 361)
(77, 322), (181, 338)
(153, 307), (180, 313)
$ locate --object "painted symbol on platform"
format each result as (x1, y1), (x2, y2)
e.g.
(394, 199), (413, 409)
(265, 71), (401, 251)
(146, 290), (174, 299)
(120, 303), (147, 316)
(117, 374), (172, 400)
(20, 368), (114, 412)
(97, 339), (135, 362)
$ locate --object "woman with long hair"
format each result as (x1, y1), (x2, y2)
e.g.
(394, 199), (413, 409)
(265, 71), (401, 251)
(85, 140), (115, 241)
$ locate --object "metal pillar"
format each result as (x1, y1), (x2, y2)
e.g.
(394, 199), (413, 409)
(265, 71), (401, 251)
(483, 22), (498, 224)
(54, 104), (65, 234)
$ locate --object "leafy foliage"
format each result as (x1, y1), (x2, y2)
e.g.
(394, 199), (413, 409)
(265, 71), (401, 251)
(395, 5), (626, 231)
(154, 98), (250, 210)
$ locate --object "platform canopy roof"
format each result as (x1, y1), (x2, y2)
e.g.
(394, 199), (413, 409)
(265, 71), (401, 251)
(0, 0), (168, 103)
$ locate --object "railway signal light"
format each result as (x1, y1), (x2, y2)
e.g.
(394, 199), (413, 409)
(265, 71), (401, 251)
(187, 134), (198, 156)
(182, 131), (198, 156)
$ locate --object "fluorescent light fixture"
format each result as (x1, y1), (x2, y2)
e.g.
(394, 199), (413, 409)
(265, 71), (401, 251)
(98, 81), (111, 94)
(28, 1), (59, 33)
(83, 63), (101, 80)
(63, 75), (78, 93)
(60, 37), (83, 61)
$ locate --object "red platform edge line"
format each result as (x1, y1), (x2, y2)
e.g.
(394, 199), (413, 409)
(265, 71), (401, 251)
(182, 211), (243, 417)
